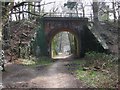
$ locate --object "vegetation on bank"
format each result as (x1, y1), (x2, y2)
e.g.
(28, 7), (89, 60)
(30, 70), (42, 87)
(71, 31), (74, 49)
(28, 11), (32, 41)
(68, 51), (118, 88)
(16, 56), (53, 66)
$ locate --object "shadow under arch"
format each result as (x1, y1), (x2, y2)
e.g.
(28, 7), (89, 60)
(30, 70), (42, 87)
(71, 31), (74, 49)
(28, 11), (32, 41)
(47, 27), (81, 58)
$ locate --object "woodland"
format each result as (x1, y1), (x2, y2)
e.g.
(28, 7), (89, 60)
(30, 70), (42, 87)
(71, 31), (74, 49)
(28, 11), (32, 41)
(0, 0), (120, 89)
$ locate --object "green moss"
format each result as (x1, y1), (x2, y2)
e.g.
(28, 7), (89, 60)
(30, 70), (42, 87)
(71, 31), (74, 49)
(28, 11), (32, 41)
(72, 59), (85, 65)
(20, 56), (53, 66)
(36, 57), (53, 65)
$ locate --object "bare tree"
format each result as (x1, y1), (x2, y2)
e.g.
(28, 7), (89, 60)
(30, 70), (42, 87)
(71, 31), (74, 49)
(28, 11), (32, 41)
(92, 0), (99, 23)
(112, 1), (117, 22)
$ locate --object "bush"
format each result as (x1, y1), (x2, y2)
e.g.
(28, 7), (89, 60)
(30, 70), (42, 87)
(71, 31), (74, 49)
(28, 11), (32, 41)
(85, 51), (118, 69)
(75, 51), (118, 88)
(19, 56), (53, 66)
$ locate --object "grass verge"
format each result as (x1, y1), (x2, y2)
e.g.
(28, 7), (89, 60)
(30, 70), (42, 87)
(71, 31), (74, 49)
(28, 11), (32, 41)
(76, 68), (117, 88)
(68, 52), (118, 88)
(17, 56), (53, 67)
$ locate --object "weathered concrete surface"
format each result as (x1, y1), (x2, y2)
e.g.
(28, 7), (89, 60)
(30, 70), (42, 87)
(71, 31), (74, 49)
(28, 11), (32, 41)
(42, 17), (88, 57)
(39, 17), (108, 57)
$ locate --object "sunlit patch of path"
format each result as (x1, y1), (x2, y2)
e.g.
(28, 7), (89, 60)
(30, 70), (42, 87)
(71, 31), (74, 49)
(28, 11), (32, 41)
(52, 53), (73, 59)
(3, 57), (85, 88)
(30, 60), (84, 88)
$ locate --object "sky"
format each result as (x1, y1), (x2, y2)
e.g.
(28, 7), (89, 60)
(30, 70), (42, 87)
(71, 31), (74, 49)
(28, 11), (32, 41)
(40, 0), (93, 14)
(40, 0), (119, 19)
(12, 0), (119, 20)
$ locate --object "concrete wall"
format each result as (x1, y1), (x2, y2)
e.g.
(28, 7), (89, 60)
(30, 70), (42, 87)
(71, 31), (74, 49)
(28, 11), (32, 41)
(43, 17), (88, 57)
(37, 17), (107, 58)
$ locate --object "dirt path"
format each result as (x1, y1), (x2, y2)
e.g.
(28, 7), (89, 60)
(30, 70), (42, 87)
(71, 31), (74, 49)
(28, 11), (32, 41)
(2, 60), (85, 88)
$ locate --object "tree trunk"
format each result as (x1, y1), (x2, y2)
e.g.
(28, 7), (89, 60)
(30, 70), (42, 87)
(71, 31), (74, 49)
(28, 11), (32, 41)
(92, 0), (99, 23)
(9, 11), (12, 21)
(68, 32), (74, 54)
(118, 16), (120, 63)
(112, 1), (117, 22)
(15, 9), (18, 21)
(81, 3), (85, 17)
(34, 2), (36, 14)
(75, 4), (78, 17)
(18, 2), (21, 20)
(22, 5), (24, 19)
(38, 2), (41, 14)
(59, 33), (62, 52)
(28, 2), (31, 19)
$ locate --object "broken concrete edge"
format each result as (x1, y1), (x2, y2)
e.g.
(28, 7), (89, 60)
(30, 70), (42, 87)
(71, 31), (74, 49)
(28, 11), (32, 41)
(87, 24), (109, 50)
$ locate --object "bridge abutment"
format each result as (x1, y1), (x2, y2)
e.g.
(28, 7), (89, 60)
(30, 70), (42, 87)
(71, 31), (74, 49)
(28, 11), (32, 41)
(34, 17), (107, 58)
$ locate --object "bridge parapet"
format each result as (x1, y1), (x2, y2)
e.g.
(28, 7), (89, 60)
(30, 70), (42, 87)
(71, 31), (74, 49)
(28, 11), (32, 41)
(43, 17), (88, 34)
(42, 12), (93, 21)
(35, 17), (108, 57)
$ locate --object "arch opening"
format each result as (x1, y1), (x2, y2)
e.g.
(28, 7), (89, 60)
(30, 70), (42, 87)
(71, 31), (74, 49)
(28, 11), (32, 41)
(49, 30), (80, 59)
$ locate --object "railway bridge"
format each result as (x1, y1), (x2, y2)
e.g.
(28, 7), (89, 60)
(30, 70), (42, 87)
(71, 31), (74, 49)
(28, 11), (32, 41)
(34, 17), (108, 58)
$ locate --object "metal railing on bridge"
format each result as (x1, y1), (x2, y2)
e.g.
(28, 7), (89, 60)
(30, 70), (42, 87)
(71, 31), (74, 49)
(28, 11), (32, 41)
(42, 12), (93, 21)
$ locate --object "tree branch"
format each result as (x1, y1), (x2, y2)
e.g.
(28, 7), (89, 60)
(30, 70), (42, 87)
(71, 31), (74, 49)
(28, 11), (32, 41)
(11, 1), (55, 10)
(10, 11), (48, 16)
(24, 1), (55, 7)
(12, 2), (27, 9)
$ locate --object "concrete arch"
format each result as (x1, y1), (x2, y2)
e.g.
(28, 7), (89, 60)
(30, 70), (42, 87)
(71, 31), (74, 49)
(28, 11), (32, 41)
(36, 17), (106, 58)
(47, 27), (81, 58)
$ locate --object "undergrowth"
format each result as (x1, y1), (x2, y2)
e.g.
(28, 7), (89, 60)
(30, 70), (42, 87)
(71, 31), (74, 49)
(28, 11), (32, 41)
(73, 51), (118, 88)
(18, 56), (53, 66)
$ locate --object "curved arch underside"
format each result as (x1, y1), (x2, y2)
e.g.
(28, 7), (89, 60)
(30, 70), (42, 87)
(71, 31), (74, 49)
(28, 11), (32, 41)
(47, 28), (80, 58)
(42, 17), (88, 58)
(35, 17), (107, 58)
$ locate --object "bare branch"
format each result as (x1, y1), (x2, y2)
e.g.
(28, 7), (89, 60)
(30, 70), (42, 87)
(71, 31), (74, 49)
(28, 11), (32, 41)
(24, 2), (55, 7)
(10, 11), (48, 16)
